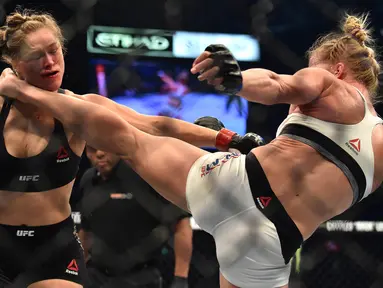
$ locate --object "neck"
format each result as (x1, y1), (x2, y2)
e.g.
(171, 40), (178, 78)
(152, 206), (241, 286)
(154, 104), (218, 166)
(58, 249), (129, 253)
(346, 80), (370, 97)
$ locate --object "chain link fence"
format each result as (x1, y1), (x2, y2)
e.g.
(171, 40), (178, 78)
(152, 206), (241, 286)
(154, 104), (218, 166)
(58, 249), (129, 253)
(0, 0), (383, 287)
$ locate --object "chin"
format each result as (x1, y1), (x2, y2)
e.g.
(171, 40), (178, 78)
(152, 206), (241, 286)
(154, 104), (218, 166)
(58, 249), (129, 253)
(42, 78), (63, 92)
(48, 82), (62, 92)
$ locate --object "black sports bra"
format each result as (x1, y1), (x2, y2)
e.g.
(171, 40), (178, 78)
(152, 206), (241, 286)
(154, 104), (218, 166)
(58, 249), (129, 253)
(0, 88), (82, 192)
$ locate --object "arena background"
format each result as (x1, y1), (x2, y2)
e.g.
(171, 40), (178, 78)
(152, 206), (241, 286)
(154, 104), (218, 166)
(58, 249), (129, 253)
(1, 0), (383, 287)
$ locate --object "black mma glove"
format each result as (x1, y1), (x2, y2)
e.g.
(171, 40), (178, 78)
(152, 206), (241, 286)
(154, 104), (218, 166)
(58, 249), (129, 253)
(170, 276), (188, 288)
(194, 116), (265, 154)
(215, 129), (265, 154)
(205, 44), (243, 95)
(194, 116), (225, 131)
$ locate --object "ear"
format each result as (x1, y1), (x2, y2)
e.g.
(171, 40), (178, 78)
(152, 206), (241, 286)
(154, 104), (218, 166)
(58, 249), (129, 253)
(332, 62), (346, 79)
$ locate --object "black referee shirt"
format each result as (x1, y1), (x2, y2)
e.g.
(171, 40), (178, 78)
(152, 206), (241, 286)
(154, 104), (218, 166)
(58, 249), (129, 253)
(76, 160), (188, 257)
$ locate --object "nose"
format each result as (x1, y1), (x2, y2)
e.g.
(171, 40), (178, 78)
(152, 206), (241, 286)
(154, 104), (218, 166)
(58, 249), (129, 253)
(95, 150), (105, 158)
(43, 53), (55, 68)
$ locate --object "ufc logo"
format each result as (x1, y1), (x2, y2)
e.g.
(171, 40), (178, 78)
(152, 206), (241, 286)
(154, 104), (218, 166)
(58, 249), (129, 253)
(19, 175), (40, 182)
(16, 230), (35, 237)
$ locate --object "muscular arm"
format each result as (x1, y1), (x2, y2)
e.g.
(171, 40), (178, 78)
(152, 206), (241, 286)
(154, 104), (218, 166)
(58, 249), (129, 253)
(82, 93), (218, 147)
(237, 67), (334, 105)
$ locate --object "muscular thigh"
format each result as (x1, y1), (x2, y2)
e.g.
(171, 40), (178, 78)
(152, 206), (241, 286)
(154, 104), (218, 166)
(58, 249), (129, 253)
(28, 279), (82, 288)
(122, 133), (208, 211)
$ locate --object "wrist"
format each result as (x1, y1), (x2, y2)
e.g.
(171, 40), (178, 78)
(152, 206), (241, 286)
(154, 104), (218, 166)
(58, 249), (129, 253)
(215, 128), (237, 151)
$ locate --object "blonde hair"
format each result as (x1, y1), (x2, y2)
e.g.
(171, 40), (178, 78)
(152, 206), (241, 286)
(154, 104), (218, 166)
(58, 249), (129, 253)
(0, 8), (65, 65)
(307, 13), (380, 101)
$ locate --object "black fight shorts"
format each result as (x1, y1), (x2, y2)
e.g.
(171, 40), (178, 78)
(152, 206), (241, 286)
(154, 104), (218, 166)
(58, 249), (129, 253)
(0, 216), (88, 287)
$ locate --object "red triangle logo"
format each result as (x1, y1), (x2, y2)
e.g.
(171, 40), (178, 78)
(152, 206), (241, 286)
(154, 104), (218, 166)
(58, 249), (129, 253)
(67, 259), (79, 272)
(349, 138), (361, 152)
(260, 196), (272, 208)
(57, 146), (69, 159)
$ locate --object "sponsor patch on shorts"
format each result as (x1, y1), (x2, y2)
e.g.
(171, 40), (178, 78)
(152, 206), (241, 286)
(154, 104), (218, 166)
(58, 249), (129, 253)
(200, 153), (240, 177)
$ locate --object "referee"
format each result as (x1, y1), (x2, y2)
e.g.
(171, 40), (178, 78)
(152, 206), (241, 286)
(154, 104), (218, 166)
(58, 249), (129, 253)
(73, 145), (192, 288)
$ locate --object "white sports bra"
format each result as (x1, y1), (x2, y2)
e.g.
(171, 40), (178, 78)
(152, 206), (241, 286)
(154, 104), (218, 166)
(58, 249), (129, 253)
(276, 89), (383, 205)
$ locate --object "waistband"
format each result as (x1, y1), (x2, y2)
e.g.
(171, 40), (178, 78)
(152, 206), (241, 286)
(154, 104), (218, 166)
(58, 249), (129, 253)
(245, 152), (303, 264)
(0, 216), (75, 247)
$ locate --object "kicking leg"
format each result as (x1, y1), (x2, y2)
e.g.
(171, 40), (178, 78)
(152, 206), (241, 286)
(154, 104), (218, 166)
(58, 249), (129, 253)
(14, 83), (209, 210)
(120, 129), (208, 210)
(76, 102), (209, 210)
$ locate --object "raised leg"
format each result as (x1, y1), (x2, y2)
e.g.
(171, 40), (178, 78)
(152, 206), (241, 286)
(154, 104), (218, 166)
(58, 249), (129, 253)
(120, 129), (208, 210)
(18, 86), (210, 210)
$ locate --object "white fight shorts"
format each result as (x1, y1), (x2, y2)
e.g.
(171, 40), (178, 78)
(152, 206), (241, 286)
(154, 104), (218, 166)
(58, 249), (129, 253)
(186, 152), (291, 288)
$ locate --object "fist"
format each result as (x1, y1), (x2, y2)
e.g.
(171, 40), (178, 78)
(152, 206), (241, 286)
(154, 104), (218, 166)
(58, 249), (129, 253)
(229, 132), (265, 154)
(194, 116), (225, 131)
(191, 44), (243, 95)
(0, 68), (22, 100)
(216, 129), (265, 154)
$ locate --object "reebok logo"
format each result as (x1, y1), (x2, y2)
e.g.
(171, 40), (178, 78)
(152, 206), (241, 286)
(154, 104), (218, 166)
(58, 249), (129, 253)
(19, 175), (39, 182)
(16, 230), (34, 237)
(256, 196), (272, 209)
(57, 147), (70, 163)
(349, 139), (361, 152)
(65, 259), (79, 276)
(346, 138), (361, 155)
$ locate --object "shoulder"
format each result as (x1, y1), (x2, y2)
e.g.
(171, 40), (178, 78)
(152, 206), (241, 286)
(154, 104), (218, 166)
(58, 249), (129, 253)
(82, 93), (108, 105)
(296, 67), (334, 77)
(295, 68), (345, 101)
(62, 89), (85, 100)
(294, 68), (338, 87)
(62, 89), (75, 96)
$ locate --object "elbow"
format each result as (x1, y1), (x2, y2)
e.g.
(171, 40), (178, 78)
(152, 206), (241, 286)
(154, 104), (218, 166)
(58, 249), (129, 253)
(267, 74), (285, 105)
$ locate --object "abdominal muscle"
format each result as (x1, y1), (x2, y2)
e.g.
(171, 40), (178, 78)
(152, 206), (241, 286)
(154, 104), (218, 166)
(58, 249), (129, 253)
(253, 136), (355, 240)
(0, 98), (84, 226)
(0, 180), (75, 226)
